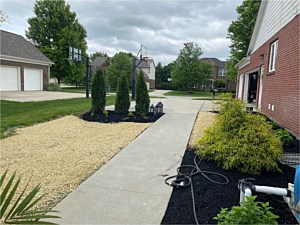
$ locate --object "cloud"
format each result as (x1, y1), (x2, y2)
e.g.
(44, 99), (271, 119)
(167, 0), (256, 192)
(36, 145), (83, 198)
(1, 0), (242, 65)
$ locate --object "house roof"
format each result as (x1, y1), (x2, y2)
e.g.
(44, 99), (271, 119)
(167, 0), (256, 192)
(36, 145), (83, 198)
(201, 58), (225, 68)
(91, 57), (109, 66)
(246, 1), (268, 56)
(0, 30), (52, 64)
(135, 58), (154, 68)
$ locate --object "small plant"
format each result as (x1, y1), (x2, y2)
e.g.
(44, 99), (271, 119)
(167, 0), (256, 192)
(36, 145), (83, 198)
(274, 128), (294, 146)
(46, 83), (61, 91)
(91, 69), (106, 113)
(102, 110), (109, 117)
(135, 70), (150, 116)
(115, 72), (130, 114)
(128, 111), (134, 117)
(197, 94), (282, 175)
(214, 196), (279, 224)
(0, 169), (59, 224)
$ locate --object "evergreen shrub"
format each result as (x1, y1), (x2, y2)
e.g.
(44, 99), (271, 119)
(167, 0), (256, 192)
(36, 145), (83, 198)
(196, 93), (282, 175)
(115, 72), (130, 114)
(91, 69), (106, 113)
(135, 71), (150, 116)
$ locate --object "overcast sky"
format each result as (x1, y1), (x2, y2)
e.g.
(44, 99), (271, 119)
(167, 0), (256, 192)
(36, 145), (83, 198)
(1, 0), (242, 65)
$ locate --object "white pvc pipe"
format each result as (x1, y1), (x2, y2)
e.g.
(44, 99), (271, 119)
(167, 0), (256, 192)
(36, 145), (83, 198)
(244, 188), (252, 201)
(255, 186), (288, 196)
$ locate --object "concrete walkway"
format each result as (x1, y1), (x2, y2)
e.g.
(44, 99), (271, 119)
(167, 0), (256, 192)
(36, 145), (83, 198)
(49, 96), (214, 224)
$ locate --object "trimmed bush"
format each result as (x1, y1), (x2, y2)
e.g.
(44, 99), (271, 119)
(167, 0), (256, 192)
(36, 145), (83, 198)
(115, 72), (130, 114)
(46, 83), (61, 91)
(196, 94), (283, 175)
(214, 79), (226, 89)
(135, 71), (150, 116)
(214, 196), (279, 224)
(91, 69), (106, 113)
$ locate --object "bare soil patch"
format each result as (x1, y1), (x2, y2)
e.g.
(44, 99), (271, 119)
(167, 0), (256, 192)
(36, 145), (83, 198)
(188, 112), (216, 148)
(0, 116), (150, 209)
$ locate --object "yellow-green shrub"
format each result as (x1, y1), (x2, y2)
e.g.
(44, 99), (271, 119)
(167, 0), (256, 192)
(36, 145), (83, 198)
(196, 94), (282, 175)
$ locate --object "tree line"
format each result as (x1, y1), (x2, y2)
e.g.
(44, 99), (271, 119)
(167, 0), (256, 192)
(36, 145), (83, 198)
(24, 0), (260, 88)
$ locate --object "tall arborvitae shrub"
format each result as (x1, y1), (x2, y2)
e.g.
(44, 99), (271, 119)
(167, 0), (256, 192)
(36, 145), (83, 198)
(135, 71), (150, 116)
(91, 69), (106, 113)
(115, 72), (130, 114)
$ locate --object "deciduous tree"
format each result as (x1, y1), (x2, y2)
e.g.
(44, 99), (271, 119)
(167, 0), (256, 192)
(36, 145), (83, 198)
(106, 52), (132, 89)
(227, 0), (261, 81)
(26, 0), (87, 84)
(172, 42), (212, 90)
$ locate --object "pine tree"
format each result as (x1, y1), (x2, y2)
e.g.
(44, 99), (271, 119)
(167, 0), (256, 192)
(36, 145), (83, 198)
(115, 72), (130, 114)
(91, 70), (106, 113)
(135, 71), (150, 116)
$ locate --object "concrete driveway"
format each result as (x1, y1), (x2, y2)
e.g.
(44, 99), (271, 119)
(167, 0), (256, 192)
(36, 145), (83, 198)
(0, 91), (86, 102)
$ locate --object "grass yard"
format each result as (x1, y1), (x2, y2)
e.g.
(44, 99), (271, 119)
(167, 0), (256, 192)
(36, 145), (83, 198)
(164, 90), (221, 98)
(60, 87), (90, 93)
(0, 96), (115, 138)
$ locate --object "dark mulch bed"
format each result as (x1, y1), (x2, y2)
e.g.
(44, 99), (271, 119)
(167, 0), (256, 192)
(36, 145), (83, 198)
(81, 110), (163, 123)
(283, 139), (300, 153)
(161, 148), (298, 225)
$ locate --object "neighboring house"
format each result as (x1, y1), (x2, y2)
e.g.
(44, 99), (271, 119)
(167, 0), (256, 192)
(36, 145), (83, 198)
(0, 30), (52, 91)
(136, 58), (155, 89)
(90, 57), (110, 72)
(201, 58), (236, 91)
(235, 1), (299, 138)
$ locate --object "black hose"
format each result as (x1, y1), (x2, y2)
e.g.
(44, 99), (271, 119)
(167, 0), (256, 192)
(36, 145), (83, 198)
(165, 155), (229, 225)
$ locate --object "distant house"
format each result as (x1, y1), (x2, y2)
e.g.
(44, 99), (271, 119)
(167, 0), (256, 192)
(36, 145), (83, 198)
(201, 58), (236, 91)
(0, 30), (52, 91)
(235, 1), (299, 138)
(135, 58), (155, 89)
(90, 57), (110, 72)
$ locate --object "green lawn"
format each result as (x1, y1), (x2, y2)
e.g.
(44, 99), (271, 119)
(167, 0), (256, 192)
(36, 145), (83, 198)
(164, 90), (221, 97)
(0, 96), (115, 138)
(60, 87), (89, 94)
(61, 87), (153, 94)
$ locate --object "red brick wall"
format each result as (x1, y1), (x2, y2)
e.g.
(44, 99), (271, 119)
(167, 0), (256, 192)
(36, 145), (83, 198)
(0, 60), (49, 91)
(238, 15), (299, 138)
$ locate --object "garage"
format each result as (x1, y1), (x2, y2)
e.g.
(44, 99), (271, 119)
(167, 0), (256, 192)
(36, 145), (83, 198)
(24, 68), (43, 91)
(0, 30), (52, 91)
(0, 65), (20, 91)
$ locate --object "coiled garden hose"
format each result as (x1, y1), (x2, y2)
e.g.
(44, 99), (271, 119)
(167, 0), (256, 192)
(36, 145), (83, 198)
(165, 155), (229, 225)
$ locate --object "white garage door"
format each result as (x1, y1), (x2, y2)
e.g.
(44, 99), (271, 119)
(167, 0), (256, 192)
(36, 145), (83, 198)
(0, 66), (20, 91)
(24, 68), (43, 91)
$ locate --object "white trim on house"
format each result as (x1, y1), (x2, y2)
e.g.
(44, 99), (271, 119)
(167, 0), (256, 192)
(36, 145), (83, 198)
(235, 56), (250, 69)
(247, 0), (300, 55)
(0, 55), (53, 66)
(268, 40), (278, 72)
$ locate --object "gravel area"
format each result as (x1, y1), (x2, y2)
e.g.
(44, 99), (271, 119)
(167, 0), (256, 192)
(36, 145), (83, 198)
(188, 112), (216, 148)
(0, 116), (150, 209)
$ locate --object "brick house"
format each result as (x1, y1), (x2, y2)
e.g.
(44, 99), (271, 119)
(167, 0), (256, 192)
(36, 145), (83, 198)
(235, 1), (299, 138)
(201, 58), (236, 91)
(0, 30), (52, 91)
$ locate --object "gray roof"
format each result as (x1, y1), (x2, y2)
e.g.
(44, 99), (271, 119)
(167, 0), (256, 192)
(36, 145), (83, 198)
(91, 57), (109, 66)
(0, 30), (52, 63)
(136, 58), (154, 68)
(201, 58), (225, 68)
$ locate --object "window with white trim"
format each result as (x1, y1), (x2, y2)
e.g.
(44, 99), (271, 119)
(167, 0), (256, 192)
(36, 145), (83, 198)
(269, 40), (278, 72)
(218, 68), (227, 76)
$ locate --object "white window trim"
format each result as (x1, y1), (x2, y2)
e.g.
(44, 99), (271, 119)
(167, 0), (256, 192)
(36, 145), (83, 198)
(269, 40), (278, 72)
(218, 68), (227, 76)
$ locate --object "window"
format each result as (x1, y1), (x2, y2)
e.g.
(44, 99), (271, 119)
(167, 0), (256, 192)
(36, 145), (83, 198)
(218, 68), (227, 76)
(269, 40), (278, 72)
